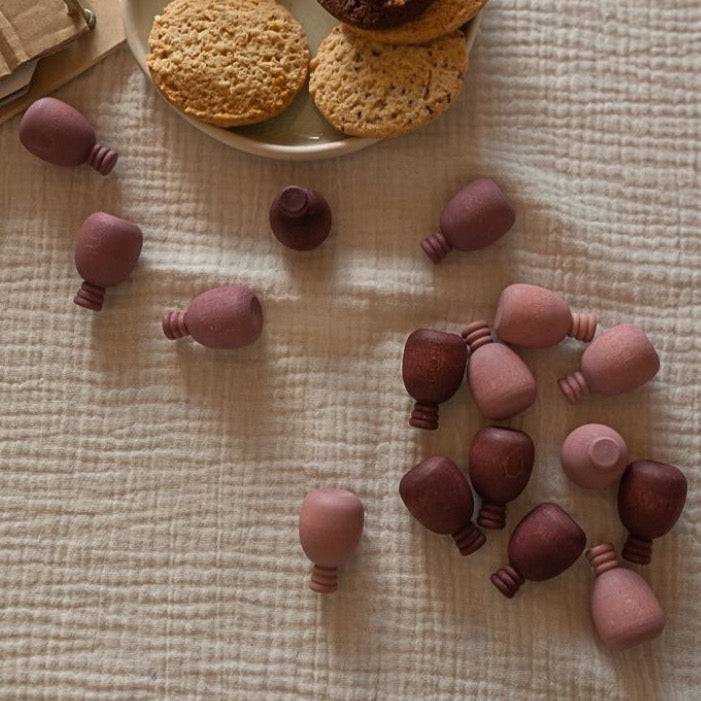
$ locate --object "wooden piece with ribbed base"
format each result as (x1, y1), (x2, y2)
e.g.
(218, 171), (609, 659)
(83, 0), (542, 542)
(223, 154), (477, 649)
(559, 324), (660, 403)
(617, 460), (687, 565)
(269, 186), (332, 251)
(462, 321), (536, 420)
(469, 427), (534, 529)
(491, 503), (586, 598)
(400, 456), (485, 556)
(493, 283), (597, 349)
(299, 488), (364, 594)
(421, 179), (515, 263)
(402, 329), (467, 430)
(561, 424), (628, 489)
(162, 285), (263, 349)
(73, 212), (142, 311)
(19, 97), (118, 174)
(586, 544), (664, 649)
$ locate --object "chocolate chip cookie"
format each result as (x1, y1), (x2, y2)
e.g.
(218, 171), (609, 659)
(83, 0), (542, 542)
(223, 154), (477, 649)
(316, 0), (435, 30)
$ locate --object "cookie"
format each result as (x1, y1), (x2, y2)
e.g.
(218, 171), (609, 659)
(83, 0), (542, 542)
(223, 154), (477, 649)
(316, 0), (435, 30)
(347, 0), (486, 44)
(309, 26), (467, 138)
(148, 0), (310, 127)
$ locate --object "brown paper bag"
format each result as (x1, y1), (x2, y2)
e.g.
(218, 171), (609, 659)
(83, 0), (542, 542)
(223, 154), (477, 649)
(0, 0), (88, 78)
(0, 0), (124, 125)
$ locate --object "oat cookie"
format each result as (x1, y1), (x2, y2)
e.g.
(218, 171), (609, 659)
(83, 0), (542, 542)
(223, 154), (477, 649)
(347, 0), (486, 45)
(316, 0), (435, 30)
(309, 26), (467, 138)
(148, 0), (310, 127)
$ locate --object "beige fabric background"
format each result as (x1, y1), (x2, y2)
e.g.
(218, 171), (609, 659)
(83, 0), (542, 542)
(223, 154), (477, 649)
(1, 1), (699, 698)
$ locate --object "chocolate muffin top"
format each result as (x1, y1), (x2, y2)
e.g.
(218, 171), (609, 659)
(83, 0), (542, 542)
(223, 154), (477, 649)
(317, 0), (435, 30)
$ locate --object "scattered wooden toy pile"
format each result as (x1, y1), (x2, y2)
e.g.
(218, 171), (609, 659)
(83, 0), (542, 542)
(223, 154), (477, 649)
(17, 96), (687, 653)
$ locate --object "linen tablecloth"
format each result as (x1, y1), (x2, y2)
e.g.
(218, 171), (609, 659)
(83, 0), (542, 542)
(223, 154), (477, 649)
(1, 1), (699, 698)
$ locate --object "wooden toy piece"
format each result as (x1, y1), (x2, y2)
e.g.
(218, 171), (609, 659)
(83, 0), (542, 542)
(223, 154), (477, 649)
(399, 456), (486, 555)
(493, 283), (597, 348)
(559, 324), (660, 403)
(586, 543), (664, 650)
(491, 503), (586, 598)
(462, 321), (537, 420)
(73, 213), (143, 311)
(561, 424), (629, 490)
(269, 185), (332, 251)
(402, 329), (468, 430)
(421, 178), (515, 263)
(163, 285), (263, 349)
(19, 97), (118, 175)
(618, 460), (687, 565)
(298, 488), (364, 593)
(468, 427), (535, 529)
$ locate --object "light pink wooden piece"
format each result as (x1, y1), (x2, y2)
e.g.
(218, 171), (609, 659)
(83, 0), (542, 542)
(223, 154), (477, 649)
(462, 321), (536, 420)
(298, 488), (364, 594)
(494, 283), (597, 348)
(559, 324), (660, 403)
(561, 424), (629, 489)
(587, 544), (664, 650)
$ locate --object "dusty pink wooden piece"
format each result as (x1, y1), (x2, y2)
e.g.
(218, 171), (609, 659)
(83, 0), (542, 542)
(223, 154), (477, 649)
(561, 423), (628, 489)
(19, 97), (118, 175)
(421, 179), (515, 263)
(462, 321), (536, 420)
(559, 324), (660, 403)
(298, 488), (364, 593)
(494, 283), (597, 348)
(73, 212), (143, 311)
(163, 285), (263, 349)
(586, 543), (664, 650)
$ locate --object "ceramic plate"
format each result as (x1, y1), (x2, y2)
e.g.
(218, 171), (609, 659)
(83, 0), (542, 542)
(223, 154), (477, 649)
(120, 0), (482, 161)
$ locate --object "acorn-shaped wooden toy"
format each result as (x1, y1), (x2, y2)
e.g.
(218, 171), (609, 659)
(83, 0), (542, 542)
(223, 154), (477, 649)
(617, 460), (687, 565)
(559, 324), (660, 403)
(421, 179), (515, 263)
(586, 543), (664, 650)
(402, 329), (468, 430)
(73, 212), (143, 311)
(269, 186), (332, 251)
(468, 426), (535, 529)
(491, 503), (586, 598)
(163, 285), (263, 349)
(400, 456), (486, 555)
(561, 424), (629, 490)
(299, 488), (364, 593)
(462, 321), (536, 420)
(19, 97), (118, 175)
(494, 283), (597, 348)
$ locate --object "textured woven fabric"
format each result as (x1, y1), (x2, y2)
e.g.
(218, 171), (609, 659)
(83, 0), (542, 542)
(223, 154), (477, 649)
(1, 1), (699, 698)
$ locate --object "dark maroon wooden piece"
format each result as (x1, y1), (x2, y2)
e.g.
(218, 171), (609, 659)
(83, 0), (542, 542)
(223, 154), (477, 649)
(491, 503), (586, 598)
(19, 97), (118, 175)
(468, 426), (535, 529)
(617, 460), (687, 565)
(421, 178), (515, 263)
(399, 456), (485, 555)
(73, 212), (143, 311)
(402, 329), (468, 430)
(269, 186), (332, 251)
